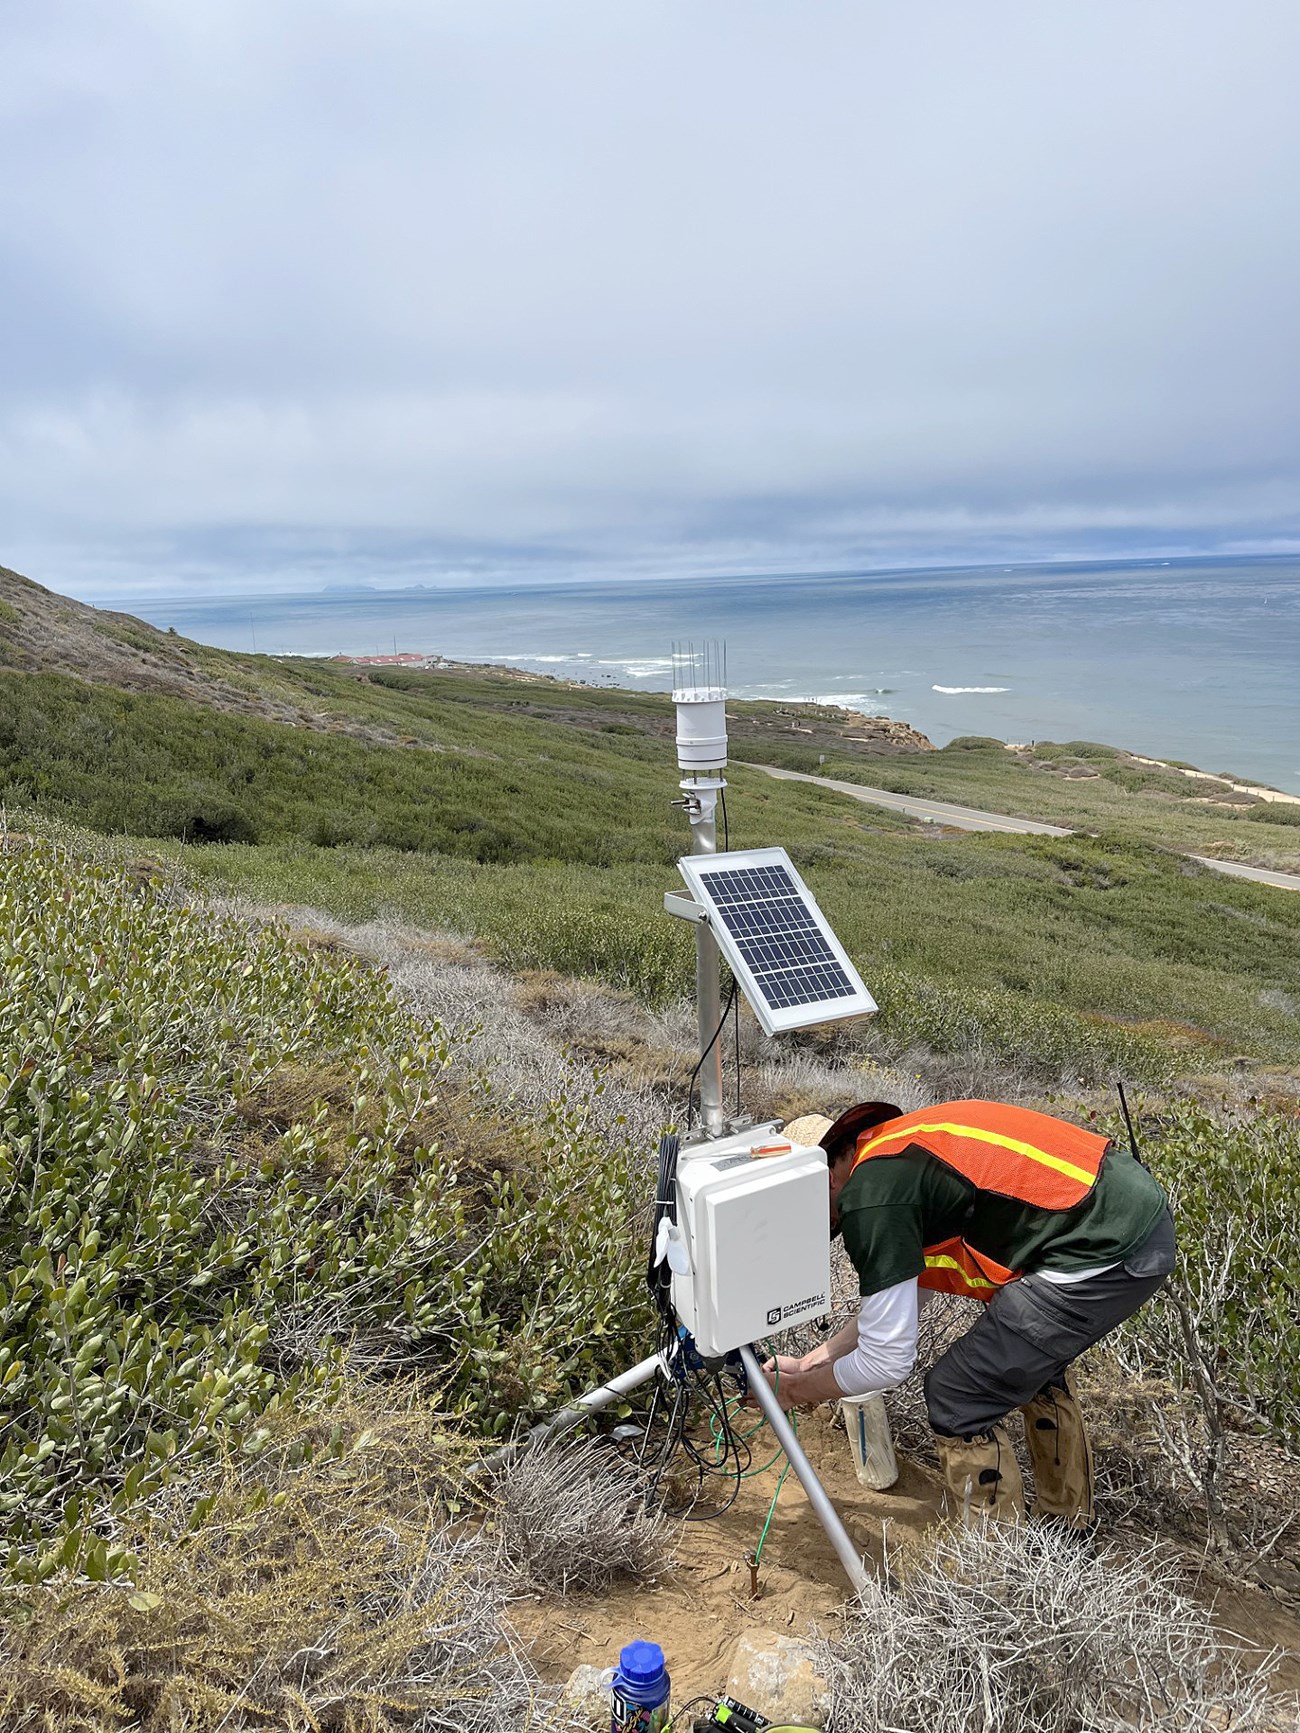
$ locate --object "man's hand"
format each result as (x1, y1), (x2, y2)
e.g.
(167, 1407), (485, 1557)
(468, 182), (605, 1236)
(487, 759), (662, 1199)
(759, 1355), (802, 1412)
(766, 1353), (804, 1382)
(754, 1352), (846, 1410)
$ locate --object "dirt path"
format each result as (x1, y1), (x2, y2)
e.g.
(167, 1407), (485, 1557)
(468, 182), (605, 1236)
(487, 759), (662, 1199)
(748, 764), (1300, 890)
(749, 763), (1072, 837)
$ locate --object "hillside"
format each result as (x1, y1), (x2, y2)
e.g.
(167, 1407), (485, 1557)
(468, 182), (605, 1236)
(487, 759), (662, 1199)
(3, 563), (1300, 1092)
(2, 821), (1299, 1730)
(3, 560), (1300, 1722)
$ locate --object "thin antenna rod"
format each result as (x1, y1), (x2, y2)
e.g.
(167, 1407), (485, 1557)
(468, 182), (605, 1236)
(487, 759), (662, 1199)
(1116, 1079), (1141, 1162)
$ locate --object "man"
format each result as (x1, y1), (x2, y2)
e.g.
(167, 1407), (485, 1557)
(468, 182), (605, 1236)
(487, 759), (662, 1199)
(768, 1099), (1175, 1527)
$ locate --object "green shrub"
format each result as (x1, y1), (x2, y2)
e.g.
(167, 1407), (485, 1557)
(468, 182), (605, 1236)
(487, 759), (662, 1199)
(867, 964), (1173, 1084)
(1110, 1102), (1300, 1546)
(1247, 801), (1300, 826)
(0, 836), (653, 1581)
(153, 791), (262, 843)
(1128, 1104), (1300, 1449)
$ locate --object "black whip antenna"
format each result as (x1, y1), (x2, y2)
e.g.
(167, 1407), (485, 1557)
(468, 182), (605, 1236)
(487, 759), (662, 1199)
(1116, 1079), (1144, 1165)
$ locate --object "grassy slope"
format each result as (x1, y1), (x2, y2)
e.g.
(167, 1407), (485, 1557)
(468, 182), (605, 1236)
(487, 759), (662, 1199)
(170, 817), (1300, 1081)
(4, 828), (1298, 1723)
(3, 563), (1300, 1077)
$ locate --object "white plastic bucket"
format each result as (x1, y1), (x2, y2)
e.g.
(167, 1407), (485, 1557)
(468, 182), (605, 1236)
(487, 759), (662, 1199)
(840, 1392), (898, 1490)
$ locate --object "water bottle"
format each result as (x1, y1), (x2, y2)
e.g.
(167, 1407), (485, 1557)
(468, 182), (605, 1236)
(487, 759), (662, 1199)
(608, 1639), (671, 1732)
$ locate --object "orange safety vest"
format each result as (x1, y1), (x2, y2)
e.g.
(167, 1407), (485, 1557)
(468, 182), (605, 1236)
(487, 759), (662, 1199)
(849, 1099), (1111, 1302)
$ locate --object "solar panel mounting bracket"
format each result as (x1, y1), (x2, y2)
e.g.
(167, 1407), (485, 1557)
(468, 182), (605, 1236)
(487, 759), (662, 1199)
(663, 891), (708, 924)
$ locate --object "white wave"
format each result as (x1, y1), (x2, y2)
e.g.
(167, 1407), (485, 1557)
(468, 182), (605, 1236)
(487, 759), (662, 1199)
(596, 656), (672, 668)
(809, 693), (889, 709)
(932, 684), (1009, 694)
(478, 652), (590, 665)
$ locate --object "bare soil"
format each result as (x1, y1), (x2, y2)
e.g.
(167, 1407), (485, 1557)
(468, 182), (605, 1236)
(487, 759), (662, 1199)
(511, 1411), (1300, 1704)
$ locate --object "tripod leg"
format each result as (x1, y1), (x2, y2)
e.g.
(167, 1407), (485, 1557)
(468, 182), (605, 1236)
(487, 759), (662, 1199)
(737, 1344), (869, 1596)
(476, 1353), (665, 1475)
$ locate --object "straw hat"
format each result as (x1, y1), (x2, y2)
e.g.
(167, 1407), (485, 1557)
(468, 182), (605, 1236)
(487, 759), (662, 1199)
(782, 1114), (834, 1148)
(783, 1101), (904, 1160)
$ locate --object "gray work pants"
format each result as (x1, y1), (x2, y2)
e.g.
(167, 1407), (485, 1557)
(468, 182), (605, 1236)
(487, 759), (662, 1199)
(923, 1210), (1176, 1439)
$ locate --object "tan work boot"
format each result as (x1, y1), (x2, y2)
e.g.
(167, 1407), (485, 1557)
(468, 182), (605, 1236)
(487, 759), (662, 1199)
(935, 1426), (1026, 1525)
(1020, 1381), (1095, 1530)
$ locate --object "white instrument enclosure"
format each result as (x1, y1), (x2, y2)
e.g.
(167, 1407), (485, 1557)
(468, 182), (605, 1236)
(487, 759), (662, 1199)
(670, 1132), (832, 1359)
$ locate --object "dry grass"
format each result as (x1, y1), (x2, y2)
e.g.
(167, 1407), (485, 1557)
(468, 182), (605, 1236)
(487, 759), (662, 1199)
(268, 909), (675, 1151)
(817, 1521), (1294, 1733)
(491, 1437), (670, 1595)
(260, 905), (940, 1152)
(0, 1396), (586, 1733)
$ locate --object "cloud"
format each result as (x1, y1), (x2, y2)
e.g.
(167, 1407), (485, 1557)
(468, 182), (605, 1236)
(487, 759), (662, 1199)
(2, 0), (1299, 596)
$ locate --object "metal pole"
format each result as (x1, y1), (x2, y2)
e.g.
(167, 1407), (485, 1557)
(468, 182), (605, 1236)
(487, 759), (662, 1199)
(689, 782), (726, 1138)
(476, 1353), (664, 1475)
(738, 1344), (870, 1596)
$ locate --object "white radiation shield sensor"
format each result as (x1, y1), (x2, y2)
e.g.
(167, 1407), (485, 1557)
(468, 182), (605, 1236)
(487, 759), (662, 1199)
(676, 846), (877, 1036)
(672, 640), (728, 773)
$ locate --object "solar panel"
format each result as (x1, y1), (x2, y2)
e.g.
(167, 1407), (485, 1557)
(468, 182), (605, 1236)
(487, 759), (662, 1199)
(677, 847), (878, 1035)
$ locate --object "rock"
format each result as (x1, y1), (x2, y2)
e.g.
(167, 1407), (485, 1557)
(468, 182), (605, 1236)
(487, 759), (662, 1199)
(562, 1663), (610, 1728)
(725, 1629), (828, 1728)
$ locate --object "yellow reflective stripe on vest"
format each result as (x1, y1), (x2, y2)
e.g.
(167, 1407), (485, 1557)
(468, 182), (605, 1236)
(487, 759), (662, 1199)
(923, 1254), (995, 1290)
(858, 1119), (1098, 1189)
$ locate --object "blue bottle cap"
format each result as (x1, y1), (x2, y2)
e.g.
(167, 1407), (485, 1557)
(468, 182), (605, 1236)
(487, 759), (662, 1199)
(619, 1640), (666, 1685)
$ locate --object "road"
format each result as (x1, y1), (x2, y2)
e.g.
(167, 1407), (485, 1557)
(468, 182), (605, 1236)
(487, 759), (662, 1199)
(750, 764), (1300, 891)
(1187, 855), (1300, 892)
(752, 765), (1073, 836)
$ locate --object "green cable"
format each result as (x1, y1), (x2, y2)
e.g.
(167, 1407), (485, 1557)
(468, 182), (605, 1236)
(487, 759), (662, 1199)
(754, 1357), (795, 1566)
(705, 1348), (797, 1479)
(708, 1401), (787, 1479)
(753, 1456), (791, 1566)
(705, 1355), (798, 1564)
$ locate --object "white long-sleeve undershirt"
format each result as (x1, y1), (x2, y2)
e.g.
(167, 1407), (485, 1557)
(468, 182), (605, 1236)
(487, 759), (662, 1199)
(831, 1277), (922, 1397)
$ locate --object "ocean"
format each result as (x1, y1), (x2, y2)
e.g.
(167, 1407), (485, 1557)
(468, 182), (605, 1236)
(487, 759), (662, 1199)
(131, 555), (1300, 796)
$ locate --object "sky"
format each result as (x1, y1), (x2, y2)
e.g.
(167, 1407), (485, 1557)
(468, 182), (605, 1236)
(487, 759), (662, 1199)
(2, 1), (1300, 601)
